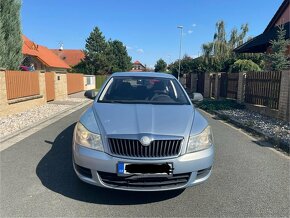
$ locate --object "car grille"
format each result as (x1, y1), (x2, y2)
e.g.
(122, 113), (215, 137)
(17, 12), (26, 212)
(98, 171), (191, 189)
(108, 138), (182, 158)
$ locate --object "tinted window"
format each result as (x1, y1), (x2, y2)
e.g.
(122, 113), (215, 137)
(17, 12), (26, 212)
(98, 76), (190, 105)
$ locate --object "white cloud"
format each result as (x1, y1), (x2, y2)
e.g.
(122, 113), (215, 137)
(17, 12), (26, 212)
(136, 48), (144, 54)
(188, 30), (193, 34)
(126, 45), (133, 50)
(192, 23), (197, 27)
(190, 54), (199, 59)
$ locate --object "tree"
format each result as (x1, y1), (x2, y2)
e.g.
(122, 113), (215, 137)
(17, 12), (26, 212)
(230, 59), (261, 73)
(265, 25), (290, 71)
(154, 59), (167, 72)
(108, 40), (132, 72)
(0, 0), (22, 69)
(83, 27), (111, 75)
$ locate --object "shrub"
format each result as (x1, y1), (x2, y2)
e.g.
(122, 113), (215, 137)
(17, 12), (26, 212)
(230, 59), (261, 73)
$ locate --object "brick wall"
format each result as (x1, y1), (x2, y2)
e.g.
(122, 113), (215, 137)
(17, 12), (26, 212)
(0, 70), (8, 110)
(278, 70), (290, 121)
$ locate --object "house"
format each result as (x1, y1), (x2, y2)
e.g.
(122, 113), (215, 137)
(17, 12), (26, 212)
(130, 60), (146, 72)
(22, 35), (71, 72)
(51, 48), (85, 67)
(234, 0), (290, 54)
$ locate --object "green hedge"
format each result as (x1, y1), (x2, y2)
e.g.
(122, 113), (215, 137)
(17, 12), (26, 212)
(96, 75), (108, 89)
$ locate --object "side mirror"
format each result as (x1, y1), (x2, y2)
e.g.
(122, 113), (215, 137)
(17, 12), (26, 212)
(192, 93), (203, 102)
(84, 90), (97, 100)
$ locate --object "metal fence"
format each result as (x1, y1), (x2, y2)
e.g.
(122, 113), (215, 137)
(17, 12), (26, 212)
(96, 75), (109, 90)
(5, 71), (40, 100)
(245, 71), (281, 109)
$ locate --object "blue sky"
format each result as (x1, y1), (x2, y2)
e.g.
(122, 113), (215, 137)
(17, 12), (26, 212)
(21, 0), (283, 68)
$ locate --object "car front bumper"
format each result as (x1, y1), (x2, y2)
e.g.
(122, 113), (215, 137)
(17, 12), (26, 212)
(72, 142), (214, 191)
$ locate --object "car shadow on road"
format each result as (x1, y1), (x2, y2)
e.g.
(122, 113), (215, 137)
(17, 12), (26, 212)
(36, 123), (184, 205)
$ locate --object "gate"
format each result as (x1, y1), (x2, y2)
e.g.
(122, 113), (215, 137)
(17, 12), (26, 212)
(219, 73), (227, 98)
(197, 73), (205, 94)
(45, 72), (55, 102)
(227, 73), (239, 99)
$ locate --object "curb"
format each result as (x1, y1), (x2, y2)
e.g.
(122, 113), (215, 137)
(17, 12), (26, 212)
(0, 100), (93, 144)
(200, 108), (290, 155)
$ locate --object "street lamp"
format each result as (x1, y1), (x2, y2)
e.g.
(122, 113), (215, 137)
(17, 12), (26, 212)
(177, 25), (183, 81)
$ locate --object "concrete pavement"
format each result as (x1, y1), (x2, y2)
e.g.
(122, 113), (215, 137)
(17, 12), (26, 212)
(0, 105), (289, 217)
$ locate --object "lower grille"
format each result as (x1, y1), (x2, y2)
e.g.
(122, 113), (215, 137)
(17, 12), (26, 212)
(75, 164), (92, 178)
(108, 138), (182, 157)
(98, 171), (191, 188)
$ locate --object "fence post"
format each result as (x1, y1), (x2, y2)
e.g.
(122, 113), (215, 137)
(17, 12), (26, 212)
(203, 73), (211, 98)
(214, 73), (221, 99)
(237, 71), (246, 104)
(0, 70), (8, 115)
(38, 71), (46, 101)
(278, 70), (290, 121)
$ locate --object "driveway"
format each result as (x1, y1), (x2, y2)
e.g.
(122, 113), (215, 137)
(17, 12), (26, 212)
(1, 105), (289, 217)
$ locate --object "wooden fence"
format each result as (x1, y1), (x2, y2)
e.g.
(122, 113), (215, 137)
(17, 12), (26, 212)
(67, 73), (84, 94)
(226, 73), (239, 99)
(5, 71), (40, 100)
(210, 74), (216, 98)
(245, 71), (281, 109)
(45, 72), (55, 101)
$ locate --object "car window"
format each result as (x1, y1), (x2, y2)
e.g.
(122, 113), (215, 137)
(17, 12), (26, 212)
(98, 76), (190, 105)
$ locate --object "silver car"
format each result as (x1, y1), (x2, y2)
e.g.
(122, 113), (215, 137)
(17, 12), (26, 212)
(73, 72), (214, 191)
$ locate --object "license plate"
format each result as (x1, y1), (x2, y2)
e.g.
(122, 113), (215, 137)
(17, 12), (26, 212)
(117, 162), (173, 175)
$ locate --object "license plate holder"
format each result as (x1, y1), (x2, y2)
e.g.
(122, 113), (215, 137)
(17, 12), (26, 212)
(117, 162), (173, 175)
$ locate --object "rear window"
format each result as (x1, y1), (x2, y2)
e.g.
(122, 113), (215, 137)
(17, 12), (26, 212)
(98, 76), (190, 105)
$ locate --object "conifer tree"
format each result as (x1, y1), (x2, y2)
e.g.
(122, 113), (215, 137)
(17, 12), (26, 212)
(0, 0), (23, 69)
(265, 25), (290, 71)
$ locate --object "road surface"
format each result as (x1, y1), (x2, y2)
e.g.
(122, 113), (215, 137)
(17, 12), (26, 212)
(1, 105), (289, 217)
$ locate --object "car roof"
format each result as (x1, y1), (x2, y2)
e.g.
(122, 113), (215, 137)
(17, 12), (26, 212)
(111, 72), (176, 79)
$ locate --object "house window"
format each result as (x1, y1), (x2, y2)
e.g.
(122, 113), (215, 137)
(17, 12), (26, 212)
(86, 77), (92, 85)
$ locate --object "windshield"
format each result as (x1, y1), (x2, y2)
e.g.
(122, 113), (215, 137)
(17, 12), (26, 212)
(98, 76), (190, 105)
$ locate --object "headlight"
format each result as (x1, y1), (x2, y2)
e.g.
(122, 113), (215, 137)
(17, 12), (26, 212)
(187, 126), (213, 153)
(74, 122), (104, 151)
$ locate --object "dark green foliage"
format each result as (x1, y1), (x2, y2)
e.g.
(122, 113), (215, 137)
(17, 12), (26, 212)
(82, 27), (132, 75)
(108, 40), (132, 72)
(197, 99), (245, 111)
(0, 0), (23, 69)
(154, 58), (167, 72)
(264, 25), (290, 71)
(230, 59), (261, 73)
(83, 27), (111, 75)
(168, 55), (221, 78)
(71, 60), (87, 73)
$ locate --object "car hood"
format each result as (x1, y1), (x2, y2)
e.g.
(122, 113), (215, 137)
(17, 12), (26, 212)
(92, 103), (194, 136)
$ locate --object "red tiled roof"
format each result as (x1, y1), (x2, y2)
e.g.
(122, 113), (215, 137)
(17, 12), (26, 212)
(133, 60), (141, 65)
(22, 35), (71, 69)
(51, 49), (85, 67)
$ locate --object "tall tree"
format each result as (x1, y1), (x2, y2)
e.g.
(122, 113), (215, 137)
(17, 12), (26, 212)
(0, 0), (22, 69)
(108, 40), (132, 72)
(154, 59), (167, 72)
(83, 27), (110, 75)
(265, 25), (290, 71)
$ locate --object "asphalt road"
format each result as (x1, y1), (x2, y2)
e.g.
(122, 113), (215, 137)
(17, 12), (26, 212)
(1, 105), (289, 217)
